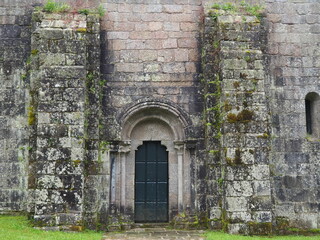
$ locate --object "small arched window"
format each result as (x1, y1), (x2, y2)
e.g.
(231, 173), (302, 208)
(305, 92), (320, 137)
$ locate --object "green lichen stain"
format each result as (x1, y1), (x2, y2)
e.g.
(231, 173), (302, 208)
(240, 72), (248, 79)
(221, 209), (229, 232)
(226, 148), (242, 165)
(275, 217), (320, 235)
(227, 109), (254, 123)
(244, 55), (252, 62)
(257, 132), (269, 139)
(224, 101), (232, 112)
(233, 81), (240, 89)
(21, 74), (27, 80)
(73, 160), (81, 167)
(31, 49), (39, 55)
(28, 106), (36, 125)
(69, 225), (84, 231)
(248, 221), (272, 236)
(234, 148), (241, 164)
(76, 28), (87, 33)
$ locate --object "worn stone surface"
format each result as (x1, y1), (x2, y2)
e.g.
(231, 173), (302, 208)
(0, 0), (44, 214)
(203, 8), (272, 234)
(102, 228), (206, 240)
(266, 0), (320, 231)
(100, 0), (203, 136)
(28, 10), (101, 229)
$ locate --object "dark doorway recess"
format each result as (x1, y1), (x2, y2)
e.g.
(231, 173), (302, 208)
(305, 92), (320, 137)
(134, 141), (168, 223)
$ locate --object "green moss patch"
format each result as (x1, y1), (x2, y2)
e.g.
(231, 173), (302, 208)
(206, 230), (320, 239)
(227, 109), (254, 123)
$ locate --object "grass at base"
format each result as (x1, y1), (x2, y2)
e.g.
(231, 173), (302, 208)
(206, 231), (320, 240)
(0, 215), (103, 240)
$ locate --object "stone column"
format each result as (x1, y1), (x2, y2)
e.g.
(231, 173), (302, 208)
(185, 140), (197, 212)
(174, 141), (185, 212)
(119, 141), (131, 211)
(108, 141), (132, 229)
(109, 143), (119, 217)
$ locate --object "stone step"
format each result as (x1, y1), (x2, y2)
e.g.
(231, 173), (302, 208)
(102, 228), (206, 240)
(133, 223), (171, 228)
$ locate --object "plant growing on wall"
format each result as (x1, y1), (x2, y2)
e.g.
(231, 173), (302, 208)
(42, 0), (70, 13)
(40, 0), (105, 17)
(209, 1), (264, 21)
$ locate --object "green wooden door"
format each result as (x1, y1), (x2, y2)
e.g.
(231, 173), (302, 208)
(135, 141), (168, 222)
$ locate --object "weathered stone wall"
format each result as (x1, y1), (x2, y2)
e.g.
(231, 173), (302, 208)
(266, 0), (320, 230)
(99, 0), (203, 137)
(0, 0), (320, 234)
(99, 0), (206, 224)
(0, 0), (42, 213)
(203, 7), (272, 234)
(28, 11), (101, 229)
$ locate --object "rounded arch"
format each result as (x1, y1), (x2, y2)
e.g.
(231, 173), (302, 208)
(305, 92), (320, 101)
(119, 98), (191, 141)
(121, 107), (185, 141)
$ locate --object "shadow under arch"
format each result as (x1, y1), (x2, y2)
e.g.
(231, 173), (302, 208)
(118, 98), (192, 141)
(305, 92), (320, 101)
(122, 107), (185, 142)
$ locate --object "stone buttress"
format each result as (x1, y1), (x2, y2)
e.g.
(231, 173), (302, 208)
(28, 11), (101, 229)
(203, 8), (273, 234)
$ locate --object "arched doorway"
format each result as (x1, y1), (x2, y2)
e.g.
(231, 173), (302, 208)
(135, 141), (168, 222)
(110, 100), (194, 223)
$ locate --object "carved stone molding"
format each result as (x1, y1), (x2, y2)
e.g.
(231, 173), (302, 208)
(118, 141), (131, 153)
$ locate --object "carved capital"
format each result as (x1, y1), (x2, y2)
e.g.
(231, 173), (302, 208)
(174, 141), (184, 153)
(118, 140), (131, 153)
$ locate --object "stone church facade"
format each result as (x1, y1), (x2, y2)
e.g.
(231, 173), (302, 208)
(0, 0), (320, 235)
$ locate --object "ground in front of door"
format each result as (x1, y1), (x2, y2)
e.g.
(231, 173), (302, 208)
(102, 228), (206, 240)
